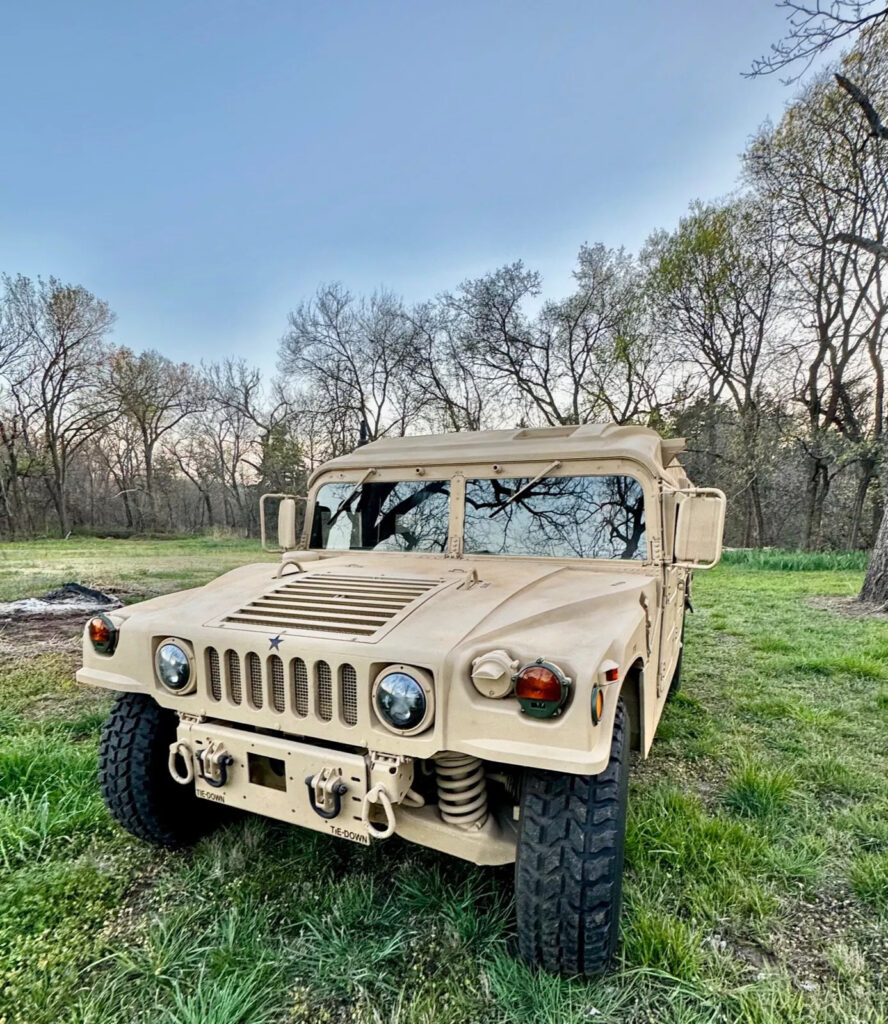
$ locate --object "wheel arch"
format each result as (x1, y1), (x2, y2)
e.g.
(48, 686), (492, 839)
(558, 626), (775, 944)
(619, 658), (645, 752)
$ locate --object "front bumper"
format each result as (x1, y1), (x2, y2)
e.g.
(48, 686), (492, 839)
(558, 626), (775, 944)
(172, 718), (517, 865)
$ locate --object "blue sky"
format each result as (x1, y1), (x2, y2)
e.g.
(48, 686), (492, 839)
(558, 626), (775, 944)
(1, 1), (800, 373)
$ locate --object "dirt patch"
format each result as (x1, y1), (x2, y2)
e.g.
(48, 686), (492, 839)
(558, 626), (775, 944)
(632, 752), (731, 808)
(0, 582), (129, 660)
(0, 611), (89, 659)
(101, 856), (173, 945)
(768, 886), (887, 988)
(809, 596), (888, 620)
(711, 886), (885, 992)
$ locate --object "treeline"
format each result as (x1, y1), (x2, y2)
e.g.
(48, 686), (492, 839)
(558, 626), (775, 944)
(1, 26), (886, 550)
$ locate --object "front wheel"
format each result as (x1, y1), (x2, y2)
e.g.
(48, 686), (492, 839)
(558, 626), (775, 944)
(514, 697), (630, 977)
(99, 692), (223, 848)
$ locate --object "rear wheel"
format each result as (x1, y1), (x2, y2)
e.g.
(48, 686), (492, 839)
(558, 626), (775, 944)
(514, 698), (630, 976)
(99, 692), (221, 848)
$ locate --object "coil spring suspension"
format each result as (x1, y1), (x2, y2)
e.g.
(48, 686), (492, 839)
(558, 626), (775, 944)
(434, 752), (488, 829)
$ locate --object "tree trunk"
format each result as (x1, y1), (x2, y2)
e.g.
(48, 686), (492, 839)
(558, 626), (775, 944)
(750, 476), (766, 546)
(47, 478), (70, 536)
(860, 502), (888, 604)
(849, 464), (874, 550)
(803, 459), (829, 550)
(0, 472), (13, 537)
(202, 490), (214, 527)
(121, 491), (134, 529)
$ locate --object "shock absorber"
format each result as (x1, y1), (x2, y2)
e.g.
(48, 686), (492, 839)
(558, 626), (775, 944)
(433, 752), (489, 829)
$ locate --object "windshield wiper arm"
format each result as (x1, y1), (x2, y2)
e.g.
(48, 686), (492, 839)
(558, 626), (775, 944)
(489, 460), (561, 518)
(328, 468), (376, 526)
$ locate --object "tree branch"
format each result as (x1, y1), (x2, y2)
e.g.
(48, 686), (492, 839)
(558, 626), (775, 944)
(829, 231), (888, 255)
(835, 73), (888, 137)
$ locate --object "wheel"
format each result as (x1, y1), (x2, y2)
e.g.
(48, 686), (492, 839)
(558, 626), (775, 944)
(99, 692), (221, 848)
(515, 697), (630, 977)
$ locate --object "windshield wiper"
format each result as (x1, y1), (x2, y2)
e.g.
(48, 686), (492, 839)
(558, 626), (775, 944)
(489, 460), (562, 518)
(328, 468), (376, 527)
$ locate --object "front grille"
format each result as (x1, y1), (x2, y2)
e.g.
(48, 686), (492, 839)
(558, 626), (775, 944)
(208, 648), (222, 701)
(341, 664), (358, 726)
(316, 661), (333, 722)
(226, 649), (242, 704)
(204, 647), (369, 729)
(221, 572), (442, 638)
(247, 652), (263, 708)
(270, 655), (285, 713)
(294, 657), (309, 717)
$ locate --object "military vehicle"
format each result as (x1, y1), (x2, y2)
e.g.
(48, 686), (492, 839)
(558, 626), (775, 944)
(79, 423), (725, 976)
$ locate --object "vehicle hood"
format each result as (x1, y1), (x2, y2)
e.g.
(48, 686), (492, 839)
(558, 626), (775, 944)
(116, 552), (658, 681)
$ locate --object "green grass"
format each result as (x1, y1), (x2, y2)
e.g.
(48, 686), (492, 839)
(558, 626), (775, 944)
(0, 534), (272, 603)
(720, 548), (869, 571)
(1, 539), (887, 1023)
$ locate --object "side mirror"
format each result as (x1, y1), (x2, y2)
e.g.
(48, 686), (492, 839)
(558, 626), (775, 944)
(278, 498), (297, 550)
(259, 493), (306, 552)
(673, 489), (726, 569)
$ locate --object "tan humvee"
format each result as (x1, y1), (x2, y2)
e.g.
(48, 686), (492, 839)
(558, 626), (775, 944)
(78, 423), (725, 976)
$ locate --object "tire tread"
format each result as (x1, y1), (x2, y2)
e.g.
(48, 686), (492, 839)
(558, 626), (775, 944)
(515, 699), (630, 976)
(99, 692), (214, 848)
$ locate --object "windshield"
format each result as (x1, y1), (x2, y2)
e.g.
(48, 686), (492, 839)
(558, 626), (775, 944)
(464, 475), (646, 560)
(309, 471), (647, 559)
(310, 479), (450, 552)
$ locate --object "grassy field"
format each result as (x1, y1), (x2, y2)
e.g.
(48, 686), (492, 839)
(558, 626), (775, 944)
(1, 539), (887, 1024)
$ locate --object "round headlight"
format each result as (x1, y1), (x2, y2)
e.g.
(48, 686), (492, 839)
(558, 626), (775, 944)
(372, 665), (434, 735)
(155, 641), (194, 694)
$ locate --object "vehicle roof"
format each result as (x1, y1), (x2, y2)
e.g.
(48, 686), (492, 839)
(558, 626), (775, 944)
(310, 423), (688, 485)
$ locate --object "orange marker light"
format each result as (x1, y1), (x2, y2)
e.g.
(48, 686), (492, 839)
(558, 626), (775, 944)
(591, 685), (605, 724)
(605, 667), (619, 682)
(515, 665), (563, 703)
(88, 615), (116, 654)
(515, 661), (570, 718)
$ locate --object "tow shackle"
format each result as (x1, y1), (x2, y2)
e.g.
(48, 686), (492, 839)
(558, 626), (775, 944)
(305, 771), (348, 819)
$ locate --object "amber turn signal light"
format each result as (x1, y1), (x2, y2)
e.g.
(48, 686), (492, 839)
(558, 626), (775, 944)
(591, 685), (604, 724)
(515, 660), (570, 718)
(88, 614), (117, 654)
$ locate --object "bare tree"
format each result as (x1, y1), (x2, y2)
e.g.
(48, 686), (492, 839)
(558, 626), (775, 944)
(750, 8), (888, 590)
(829, 52), (888, 597)
(280, 285), (427, 445)
(106, 348), (204, 528)
(406, 299), (502, 432)
(645, 198), (788, 545)
(446, 251), (667, 429)
(3, 275), (116, 535)
(750, 1), (888, 80)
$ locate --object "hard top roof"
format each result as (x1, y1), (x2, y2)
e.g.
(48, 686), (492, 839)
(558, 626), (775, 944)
(311, 423), (686, 484)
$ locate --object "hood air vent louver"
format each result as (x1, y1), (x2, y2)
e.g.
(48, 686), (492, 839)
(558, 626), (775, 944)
(221, 572), (444, 639)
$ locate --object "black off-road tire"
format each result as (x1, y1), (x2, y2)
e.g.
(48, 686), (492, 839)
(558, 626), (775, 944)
(99, 692), (219, 848)
(515, 698), (630, 977)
